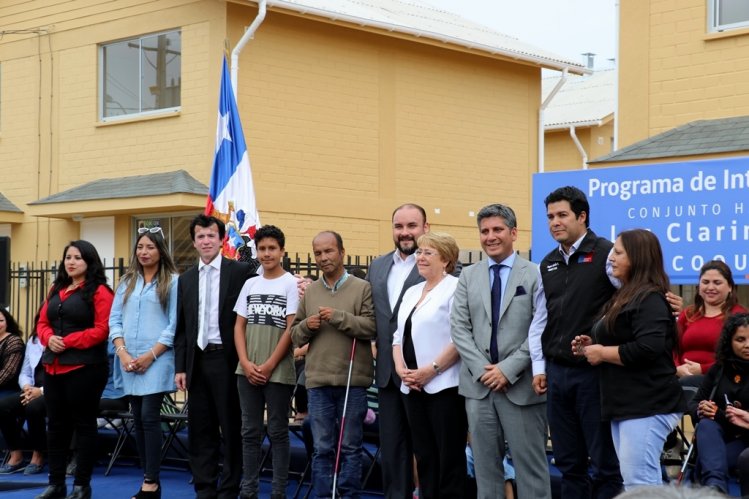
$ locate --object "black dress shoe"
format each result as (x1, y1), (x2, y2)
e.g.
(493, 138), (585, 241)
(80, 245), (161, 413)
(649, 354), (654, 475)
(65, 485), (92, 499)
(34, 484), (67, 499)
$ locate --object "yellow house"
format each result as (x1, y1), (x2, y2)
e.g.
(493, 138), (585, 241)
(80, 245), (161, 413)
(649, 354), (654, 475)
(617, 0), (749, 152)
(543, 69), (615, 171)
(0, 0), (585, 285)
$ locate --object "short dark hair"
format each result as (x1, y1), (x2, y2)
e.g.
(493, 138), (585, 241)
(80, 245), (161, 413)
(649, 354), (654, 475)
(391, 203), (427, 224)
(255, 225), (286, 248)
(190, 214), (226, 240)
(476, 204), (517, 229)
(314, 231), (344, 252)
(544, 186), (590, 228)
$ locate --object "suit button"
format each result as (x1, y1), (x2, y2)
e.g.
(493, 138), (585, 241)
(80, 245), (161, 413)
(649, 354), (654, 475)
(484, 349), (489, 353)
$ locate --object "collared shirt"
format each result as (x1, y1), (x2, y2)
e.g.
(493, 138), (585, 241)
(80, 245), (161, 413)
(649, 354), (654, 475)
(321, 270), (349, 292)
(198, 254), (222, 345)
(487, 252), (516, 302)
(387, 251), (416, 311)
(558, 232), (587, 264)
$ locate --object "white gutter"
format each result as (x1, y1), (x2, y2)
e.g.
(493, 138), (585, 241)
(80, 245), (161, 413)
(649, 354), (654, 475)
(231, 0), (268, 93)
(262, 0), (590, 75)
(613, 0), (620, 151)
(569, 126), (588, 169)
(545, 119), (603, 131)
(538, 67), (568, 173)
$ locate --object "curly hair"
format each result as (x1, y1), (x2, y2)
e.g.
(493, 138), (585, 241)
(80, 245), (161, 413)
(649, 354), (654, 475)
(715, 312), (749, 365)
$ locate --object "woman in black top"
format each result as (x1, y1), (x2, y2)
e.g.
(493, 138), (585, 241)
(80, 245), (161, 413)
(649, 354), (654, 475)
(691, 312), (749, 495)
(573, 229), (685, 490)
(35, 241), (114, 499)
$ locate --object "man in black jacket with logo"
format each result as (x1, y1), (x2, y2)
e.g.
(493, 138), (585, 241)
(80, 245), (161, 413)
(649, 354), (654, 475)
(535, 186), (623, 499)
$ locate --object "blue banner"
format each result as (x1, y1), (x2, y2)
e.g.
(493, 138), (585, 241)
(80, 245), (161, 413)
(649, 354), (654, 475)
(531, 157), (749, 284)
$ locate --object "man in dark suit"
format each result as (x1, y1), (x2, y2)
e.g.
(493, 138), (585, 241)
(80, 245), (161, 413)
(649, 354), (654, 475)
(367, 203), (429, 499)
(174, 214), (253, 499)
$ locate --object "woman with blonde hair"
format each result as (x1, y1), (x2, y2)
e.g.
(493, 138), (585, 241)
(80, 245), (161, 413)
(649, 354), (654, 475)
(393, 232), (465, 498)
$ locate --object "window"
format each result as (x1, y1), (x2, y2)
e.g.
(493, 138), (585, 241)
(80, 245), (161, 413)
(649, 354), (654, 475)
(709, 0), (749, 32)
(100, 30), (181, 120)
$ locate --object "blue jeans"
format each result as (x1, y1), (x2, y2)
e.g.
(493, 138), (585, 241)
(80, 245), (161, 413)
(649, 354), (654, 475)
(695, 418), (749, 494)
(547, 362), (623, 499)
(308, 386), (367, 499)
(610, 412), (681, 490)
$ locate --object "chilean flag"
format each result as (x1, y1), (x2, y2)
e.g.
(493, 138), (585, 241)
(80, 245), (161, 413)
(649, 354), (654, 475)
(205, 57), (260, 260)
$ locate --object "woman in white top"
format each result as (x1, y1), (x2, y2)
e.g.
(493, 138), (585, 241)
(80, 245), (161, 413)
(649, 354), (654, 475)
(393, 232), (465, 499)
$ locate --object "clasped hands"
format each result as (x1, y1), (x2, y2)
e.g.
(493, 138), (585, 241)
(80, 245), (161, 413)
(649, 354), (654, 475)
(571, 335), (604, 365)
(119, 351), (154, 374)
(480, 364), (509, 393)
(306, 306), (335, 330)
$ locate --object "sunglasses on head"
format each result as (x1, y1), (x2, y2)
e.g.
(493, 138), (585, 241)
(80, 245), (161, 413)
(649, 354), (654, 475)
(138, 226), (163, 235)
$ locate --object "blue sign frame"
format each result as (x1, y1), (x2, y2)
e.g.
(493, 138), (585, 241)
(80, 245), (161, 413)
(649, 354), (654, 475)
(531, 157), (749, 284)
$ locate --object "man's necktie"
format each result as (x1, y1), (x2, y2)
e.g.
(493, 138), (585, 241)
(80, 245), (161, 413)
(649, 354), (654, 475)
(490, 264), (502, 364)
(198, 265), (212, 350)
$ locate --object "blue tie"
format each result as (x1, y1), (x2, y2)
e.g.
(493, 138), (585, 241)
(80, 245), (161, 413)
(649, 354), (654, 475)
(490, 264), (502, 364)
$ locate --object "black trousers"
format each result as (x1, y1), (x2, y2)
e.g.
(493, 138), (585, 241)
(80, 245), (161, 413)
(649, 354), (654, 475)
(0, 390), (46, 451)
(378, 379), (414, 499)
(44, 363), (107, 487)
(188, 349), (242, 499)
(402, 387), (467, 499)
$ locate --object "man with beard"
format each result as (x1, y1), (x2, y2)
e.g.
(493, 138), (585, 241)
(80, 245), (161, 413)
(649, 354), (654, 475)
(367, 204), (429, 498)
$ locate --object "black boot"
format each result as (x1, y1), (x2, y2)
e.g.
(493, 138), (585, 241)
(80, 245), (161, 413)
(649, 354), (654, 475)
(34, 485), (67, 499)
(65, 485), (92, 499)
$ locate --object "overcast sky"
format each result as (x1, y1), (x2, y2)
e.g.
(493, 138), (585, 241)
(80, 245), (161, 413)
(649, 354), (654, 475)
(421, 0), (618, 70)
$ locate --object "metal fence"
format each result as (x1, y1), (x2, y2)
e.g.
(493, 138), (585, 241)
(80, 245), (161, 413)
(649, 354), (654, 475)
(7, 254), (378, 337)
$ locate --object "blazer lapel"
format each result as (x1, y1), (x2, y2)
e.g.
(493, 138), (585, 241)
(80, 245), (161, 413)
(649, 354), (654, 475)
(218, 258), (229, 313)
(500, 259), (527, 319)
(476, 260), (492, 321)
(394, 264), (423, 315)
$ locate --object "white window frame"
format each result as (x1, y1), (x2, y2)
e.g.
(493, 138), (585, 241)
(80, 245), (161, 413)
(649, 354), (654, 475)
(708, 0), (749, 32)
(99, 30), (181, 122)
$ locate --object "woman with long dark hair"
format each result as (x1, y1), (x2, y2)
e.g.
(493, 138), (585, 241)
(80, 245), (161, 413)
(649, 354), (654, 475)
(573, 229), (685, 490)
(690, 312), (749, 495)
(675, 260), (746, 384)
(36, 240), (114, 499)
(109, 227), (178, 499)
(0, 308), (29, 473)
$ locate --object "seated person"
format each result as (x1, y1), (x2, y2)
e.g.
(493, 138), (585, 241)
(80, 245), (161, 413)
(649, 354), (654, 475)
(690, 312), (749, 495)
(0, 325), (46, 474)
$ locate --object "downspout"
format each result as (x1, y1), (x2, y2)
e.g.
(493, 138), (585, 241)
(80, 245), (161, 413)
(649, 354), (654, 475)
(613, 0), (620, 151)
(538, 67), (568, 173)
(231, 0), (268, 93)
(568, 126), (588, 169)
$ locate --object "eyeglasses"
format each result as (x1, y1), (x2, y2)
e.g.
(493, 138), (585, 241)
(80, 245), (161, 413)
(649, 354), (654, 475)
(138, 226), (163, 235)
(414, 249), (439, 258)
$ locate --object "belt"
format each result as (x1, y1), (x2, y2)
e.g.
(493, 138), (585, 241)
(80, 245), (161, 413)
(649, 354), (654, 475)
(203, 343), (224, 352)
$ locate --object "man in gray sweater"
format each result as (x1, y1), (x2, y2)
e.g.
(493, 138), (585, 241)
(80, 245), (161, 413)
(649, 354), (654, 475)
(291, 230), (376, 499)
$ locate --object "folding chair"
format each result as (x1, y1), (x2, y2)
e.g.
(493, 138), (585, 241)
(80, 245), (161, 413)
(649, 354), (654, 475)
(160, 394), (189, 466)
(103, 405), (135, 476)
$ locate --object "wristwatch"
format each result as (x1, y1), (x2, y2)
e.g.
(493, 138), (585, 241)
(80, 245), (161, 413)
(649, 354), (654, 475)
(432, 361), (443, 375)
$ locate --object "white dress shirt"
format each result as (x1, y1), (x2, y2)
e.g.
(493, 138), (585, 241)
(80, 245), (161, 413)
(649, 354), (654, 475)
(387, 251), (416, 311)
(198, 254), (222, 346)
